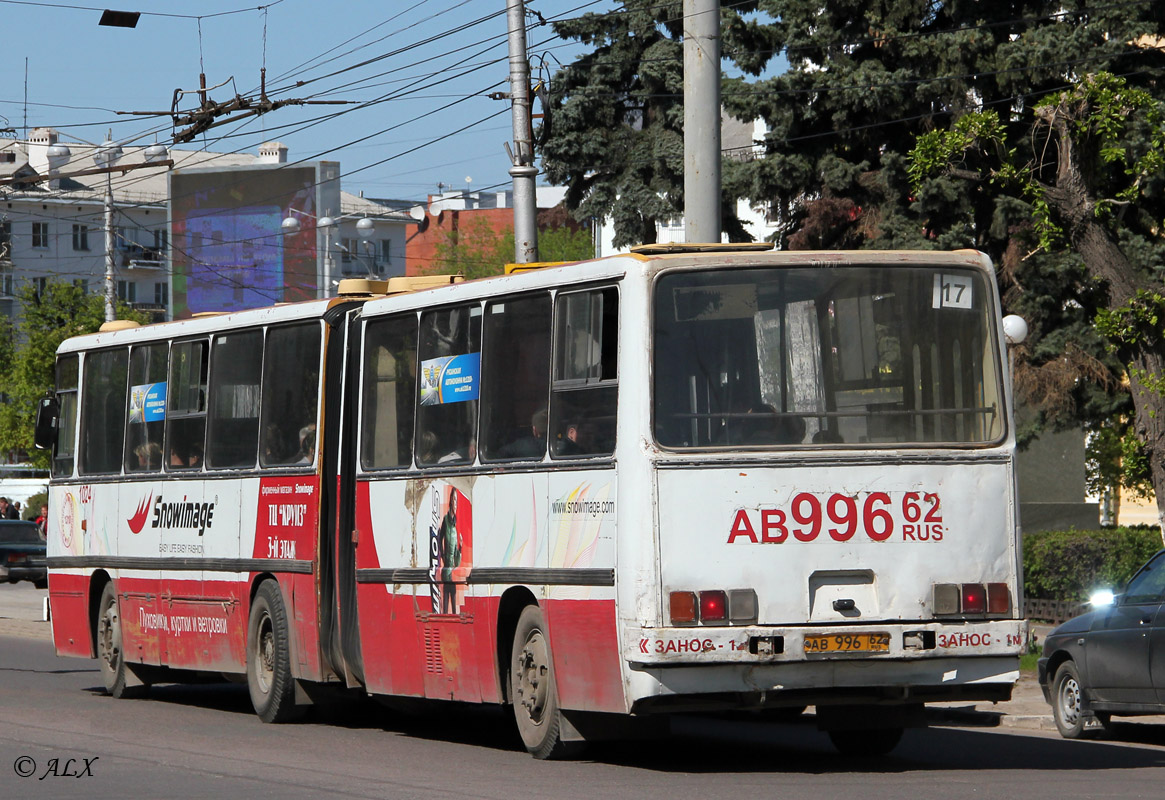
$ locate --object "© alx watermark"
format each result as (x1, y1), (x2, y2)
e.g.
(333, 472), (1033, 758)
(13, 756), (98, 780)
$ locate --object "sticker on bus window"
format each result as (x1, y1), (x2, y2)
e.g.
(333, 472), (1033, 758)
(129, 382), (167, 423)
(932, 274), (973, 309)
(420, 353), (481, 405)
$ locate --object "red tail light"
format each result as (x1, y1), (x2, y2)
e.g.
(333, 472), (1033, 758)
(961, 583), (986, 614)
(699, 590), (728, 622)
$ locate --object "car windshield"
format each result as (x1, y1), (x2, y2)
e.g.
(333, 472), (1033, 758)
(0, 521), (43, 544)
(653, 265), (1005, 448)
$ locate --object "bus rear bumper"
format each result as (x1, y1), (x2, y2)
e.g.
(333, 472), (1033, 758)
(627, 655), (1019, 715)
(626, 619), (1026, 666)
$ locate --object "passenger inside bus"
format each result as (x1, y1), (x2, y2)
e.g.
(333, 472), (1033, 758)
(134, 441), (162, 470)
(498, 408), (547, 458)
(297, 425), (316, 465)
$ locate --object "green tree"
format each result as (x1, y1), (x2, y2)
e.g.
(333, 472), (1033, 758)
(429, 211), (594, 280)
(542, 1), (758, 247)
(911, 73), (1165, 531)
(543, 1), (1164, 524)
(0, 282), (145, 467)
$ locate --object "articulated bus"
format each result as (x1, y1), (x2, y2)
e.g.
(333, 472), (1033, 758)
(40, 246), (1025, 758)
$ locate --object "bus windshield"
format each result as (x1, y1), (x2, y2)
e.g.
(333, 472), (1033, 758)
(653, 264), (1005, 448)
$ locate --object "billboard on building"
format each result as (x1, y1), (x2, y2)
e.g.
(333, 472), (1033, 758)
(169, 162), (339, 318)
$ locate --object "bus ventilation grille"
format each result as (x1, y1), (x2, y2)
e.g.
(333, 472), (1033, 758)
(424, 627), (444, 674)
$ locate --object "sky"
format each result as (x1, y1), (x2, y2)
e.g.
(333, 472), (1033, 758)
(0, 0), (620, 205)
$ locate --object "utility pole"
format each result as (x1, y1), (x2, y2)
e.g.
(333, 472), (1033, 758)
(104, 178), (115, 321)
(683, 0), (721, 244)
(506, 0), (539, 263)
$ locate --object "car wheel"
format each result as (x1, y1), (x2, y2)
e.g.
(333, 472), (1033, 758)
(1052, 661), (1102, 739)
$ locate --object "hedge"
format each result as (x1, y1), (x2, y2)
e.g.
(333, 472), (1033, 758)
(1023, 526), (1163, 601)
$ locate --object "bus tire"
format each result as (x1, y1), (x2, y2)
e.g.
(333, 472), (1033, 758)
(828, 727), (903, 757)
(247, 580), (303, 723)
(510, 605), (577, 759)
(97, 582), (132, 698)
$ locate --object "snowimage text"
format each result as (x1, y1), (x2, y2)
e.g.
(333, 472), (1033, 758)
(152, 496), (215, 536)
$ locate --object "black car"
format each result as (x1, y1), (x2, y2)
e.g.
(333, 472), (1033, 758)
(1039, 548), (1165, 738)
(0, 519), (47, 589)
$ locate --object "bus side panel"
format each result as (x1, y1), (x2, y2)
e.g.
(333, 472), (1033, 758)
(116, 575), (163, 667)
(545, 598), (624, 713)
(48, 571), (93, 657)
(157, 478), (234, 672)
(544, 470), (623, 713)
(48, 486), (94, 656)
(355, 479), (428, 699)
(413, 477), (484, 703)
(253, 475), (324, 680)
(354, 479), (398, 696)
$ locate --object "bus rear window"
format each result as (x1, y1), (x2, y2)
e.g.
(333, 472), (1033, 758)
(652, 266), (1004, 448)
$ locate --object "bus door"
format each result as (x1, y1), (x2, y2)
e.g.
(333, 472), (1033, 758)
(327, 305), (364, 688)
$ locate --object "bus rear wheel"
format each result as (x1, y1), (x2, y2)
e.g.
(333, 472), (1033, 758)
(97, 582), (131, 697)
(246, 580), (303, 723)
(510, 605), (579, 759)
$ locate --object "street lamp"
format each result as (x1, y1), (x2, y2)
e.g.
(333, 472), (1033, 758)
(94, 133), (123, 322)
(282, 209), (379, 289)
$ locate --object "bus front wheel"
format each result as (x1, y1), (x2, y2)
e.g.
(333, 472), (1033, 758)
(246, 580), (303, 723)
(97, 582), (131, 697)
(510, 605), (579, 759)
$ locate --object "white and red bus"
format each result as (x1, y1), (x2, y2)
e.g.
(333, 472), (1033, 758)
(40, 246), (1025, 757)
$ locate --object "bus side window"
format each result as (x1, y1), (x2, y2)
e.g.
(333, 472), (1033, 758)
(550, 287), (618, 458)
(260, 323), (323, 467)
(166, 340), (207, 470)
(207, 330), (262, 469)
(124, 343), (168, 473)
(480, 293), (551, 462)
(416, 305), (481, 467)
(79, 348), (129, 475)
(53, 355), (79, 477)
(361, 315), (418, 470)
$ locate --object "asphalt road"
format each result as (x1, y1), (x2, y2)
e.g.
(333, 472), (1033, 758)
(4, 583), (1165, 799)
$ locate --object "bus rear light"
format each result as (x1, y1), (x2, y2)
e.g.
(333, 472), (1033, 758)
(960, 583), (986, 614)
(699, 590), (728, 623)
(669, 591), (698, 625)
(933, 583), (960, 614)
(986, 583), (1010, 614)
(728, 589), (758, 623)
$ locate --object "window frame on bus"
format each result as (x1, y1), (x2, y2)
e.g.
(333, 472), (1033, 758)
(52, 354), (80, 478)
(78, 346), (130, 476)
(258, 320), (325, 470)
(647, 262), (1009, 452)
(359, 312), (420, 473)
(165, 337), (209, 472)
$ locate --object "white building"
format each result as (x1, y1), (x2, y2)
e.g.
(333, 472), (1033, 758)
(0, 129), (412, 322)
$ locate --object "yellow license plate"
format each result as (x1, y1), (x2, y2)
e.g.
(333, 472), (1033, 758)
(803, 632), (891, 654)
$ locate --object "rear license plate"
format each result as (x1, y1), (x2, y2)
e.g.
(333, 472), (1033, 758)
(803, 632), (891, 654)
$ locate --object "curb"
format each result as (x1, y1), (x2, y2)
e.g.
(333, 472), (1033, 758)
(925, 705), (1056, 731)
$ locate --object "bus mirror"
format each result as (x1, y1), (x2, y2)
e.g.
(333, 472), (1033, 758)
(1002, 315), (1028, 345)
(33, 395), (59, 450)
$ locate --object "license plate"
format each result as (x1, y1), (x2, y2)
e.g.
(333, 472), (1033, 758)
(803, 632), (891, 654)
